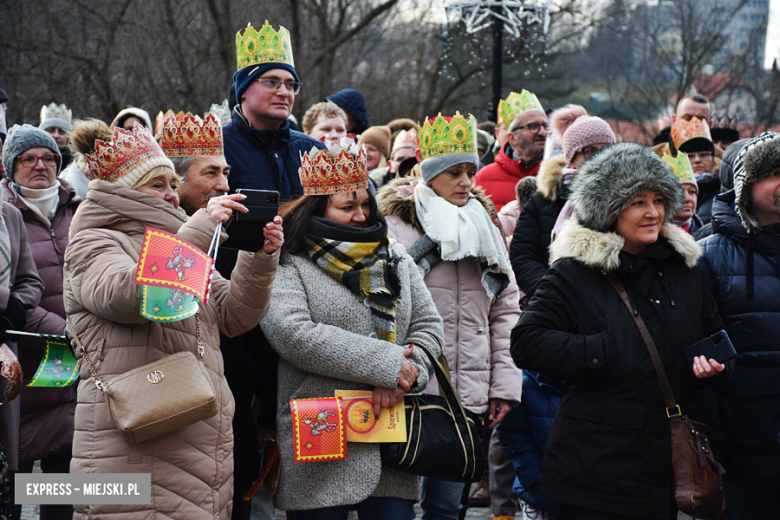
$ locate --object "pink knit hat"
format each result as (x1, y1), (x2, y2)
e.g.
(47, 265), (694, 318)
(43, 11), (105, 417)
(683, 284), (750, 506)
(562, 115), (616, 165)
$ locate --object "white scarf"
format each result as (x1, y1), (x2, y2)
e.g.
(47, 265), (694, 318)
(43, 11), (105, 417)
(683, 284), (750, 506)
(15, 181), (60, 228)
(414, 180), (512, 275)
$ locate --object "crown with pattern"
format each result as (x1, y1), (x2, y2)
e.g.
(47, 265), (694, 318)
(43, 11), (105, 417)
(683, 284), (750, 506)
(158, 111), (223, 157)
(671, 117), (712, 150)
(498, 90), (543, 128)
(85, 123), (171, 183)
(393, 128), (419, 152)
(662, 152), (696, 185)
(236, 21), (294, 71)
(419, 112), (477, 161)
(299, 141), (368, 196)
(40, 103), (72, 125)
(709, 113), (739, 131)
(208, 100), (232, 126)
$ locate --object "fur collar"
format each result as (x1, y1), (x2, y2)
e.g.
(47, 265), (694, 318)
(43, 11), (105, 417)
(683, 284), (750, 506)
(377, 175), (500, 235)
(550, 218), (701, 272)
(536, 155), (567, 202)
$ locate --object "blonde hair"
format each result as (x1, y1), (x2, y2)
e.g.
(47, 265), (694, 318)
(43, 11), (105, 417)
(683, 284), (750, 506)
(302, 102), (348, 133)
(133, 166), (182, 189)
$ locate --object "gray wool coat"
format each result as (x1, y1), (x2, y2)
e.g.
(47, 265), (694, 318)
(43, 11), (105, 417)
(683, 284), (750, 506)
(260, 240), (444, 511)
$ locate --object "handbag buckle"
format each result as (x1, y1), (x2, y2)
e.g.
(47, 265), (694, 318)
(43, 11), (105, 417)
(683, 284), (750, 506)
(666, 405), (682, 418)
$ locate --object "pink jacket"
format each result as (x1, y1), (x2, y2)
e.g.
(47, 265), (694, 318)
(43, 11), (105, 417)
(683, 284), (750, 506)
(498, 200), (521, 245)
(378, 177), (523, 413)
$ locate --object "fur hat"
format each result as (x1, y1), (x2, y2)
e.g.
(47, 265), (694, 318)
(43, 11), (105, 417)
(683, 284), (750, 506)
(515, 176), (537, 206)
(358, 126), (391, 159)
(569, 142), (683, 233)
(732, 132), (780, 233)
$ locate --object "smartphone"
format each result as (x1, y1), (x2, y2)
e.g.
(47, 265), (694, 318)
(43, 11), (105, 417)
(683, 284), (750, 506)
(683, 330), (737, 369)
(221, 189), (280, 251)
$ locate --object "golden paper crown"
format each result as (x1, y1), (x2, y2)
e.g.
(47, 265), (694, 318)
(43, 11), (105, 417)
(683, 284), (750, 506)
(662, 153), (696, 185)
(236, 21), (294, 71)
(671, 117), (712, 150)
(158, 111), (223, 157)
(498, 90), (543, 128)
(709, 113), (739, 131)
(40, 103), (72, 125)
(208, 100), (232, 126)
(85, 124), (170, 183)
(299, 143), (368, 196)
(420, 112), (477, 161)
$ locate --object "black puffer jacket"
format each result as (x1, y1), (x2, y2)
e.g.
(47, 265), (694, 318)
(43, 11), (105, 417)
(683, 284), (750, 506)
(512, 220), (725, 518)
(698, 190), (780, 476)
(695, 174), (721, 226)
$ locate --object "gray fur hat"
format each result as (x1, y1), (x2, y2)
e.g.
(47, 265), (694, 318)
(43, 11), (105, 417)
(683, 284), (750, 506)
(733, 132), (780, 233)
(569, 142), (683, 233)
(2, 124), (61, 180)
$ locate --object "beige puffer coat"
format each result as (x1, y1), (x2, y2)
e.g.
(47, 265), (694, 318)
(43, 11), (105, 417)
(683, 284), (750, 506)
(64, 180), (278, 519)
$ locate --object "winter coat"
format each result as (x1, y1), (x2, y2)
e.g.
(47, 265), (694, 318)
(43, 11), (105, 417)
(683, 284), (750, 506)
(509, 155), (567, 299)
(695, 174), (721, 226)
(698, 190), (780, 476)
(59, 162), (91, 200)
(2, 178), (79, 464)
(259, 242), (443, 511)
(223, 109), (324, 201)
(474, 142), (542, 211)
(378, 176), (524, 413)
(511, 219), (726, 518)
(64, 180), (279, 520)
(496, 371), (561, 516)
(0, 199), (44, 472)
(497, 200), (521, 244)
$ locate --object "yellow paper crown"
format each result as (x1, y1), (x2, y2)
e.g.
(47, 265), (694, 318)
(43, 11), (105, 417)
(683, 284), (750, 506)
(419, 112), (477, 161)
(299, 144), (368, 196)
(85, 124), (169, 183)
(671, 117), (712, 150)
(236, 21), (294, 71)
(158, 111), (224, 157)
(662, 153), (696, 185)
(498, 90), (543, 128)
(40, 103), (72, 125)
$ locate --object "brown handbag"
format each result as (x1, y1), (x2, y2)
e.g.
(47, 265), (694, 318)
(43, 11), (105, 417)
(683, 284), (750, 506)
(607, 274), (726, 519)
(68, 313), (219, 445)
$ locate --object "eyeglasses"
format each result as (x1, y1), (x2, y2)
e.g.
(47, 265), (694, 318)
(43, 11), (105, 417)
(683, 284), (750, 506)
(576, 146), (601, 159)
(257, 78), (302, 95)
(17, 153), (60, 168)
(685, 151), (713, 160)
(512, 122), (548, 134)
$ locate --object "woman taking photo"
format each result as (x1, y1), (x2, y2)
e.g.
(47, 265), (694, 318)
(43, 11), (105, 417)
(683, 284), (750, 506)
(378, 113), (523, 520)
(511, 142), (728, 520)
(64, 120), (282, 519)
(259, 143), (443, 519)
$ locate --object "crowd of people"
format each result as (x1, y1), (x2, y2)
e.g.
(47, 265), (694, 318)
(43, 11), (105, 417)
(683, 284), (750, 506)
(0, 18), (778, 520)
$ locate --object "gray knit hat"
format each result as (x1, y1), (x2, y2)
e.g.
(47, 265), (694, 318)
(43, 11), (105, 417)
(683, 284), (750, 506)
(569, 142), (683, 233)
(419, 153), (480, 183)
(732, 132), (780, 233)
(2, 124), (61, 180)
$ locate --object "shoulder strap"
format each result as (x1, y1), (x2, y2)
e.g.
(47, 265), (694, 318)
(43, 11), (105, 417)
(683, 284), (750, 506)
(605, 273), (681, 416)
(66, 314), (105, 392)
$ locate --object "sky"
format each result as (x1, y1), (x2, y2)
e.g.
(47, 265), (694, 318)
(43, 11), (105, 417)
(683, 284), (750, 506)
(765, 0), (780, 68)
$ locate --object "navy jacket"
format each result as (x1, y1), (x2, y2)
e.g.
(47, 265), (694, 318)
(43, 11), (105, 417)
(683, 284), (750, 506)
(223, 108), (324, 200)
(497, 371), (562, 516)
(698, 190), (780, 477)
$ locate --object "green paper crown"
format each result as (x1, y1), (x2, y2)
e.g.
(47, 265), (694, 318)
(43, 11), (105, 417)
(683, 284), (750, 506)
(662, 153), (696, 185)
(236, 21), (294, 71)
(498, 90), (543, 128)
(420, 112), (478, 161)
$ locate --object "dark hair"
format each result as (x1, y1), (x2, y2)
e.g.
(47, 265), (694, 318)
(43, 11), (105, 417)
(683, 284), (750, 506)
(279, 190), (387, 262)
(679, 93), (710, 109)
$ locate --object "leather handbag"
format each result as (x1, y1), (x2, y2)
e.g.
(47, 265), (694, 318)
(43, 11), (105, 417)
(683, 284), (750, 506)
(380, 342), (484, 483)
(607, 274), (726, 519)
(68, 313), (219, 445)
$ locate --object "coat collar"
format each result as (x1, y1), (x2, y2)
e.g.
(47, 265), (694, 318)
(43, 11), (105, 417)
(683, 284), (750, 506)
(231, 106), (291, 149)
(494, 142), (542, 179)
(550, 218), (701, 272)
(2, 177), (79, 214)
(535, 155), (567, 202)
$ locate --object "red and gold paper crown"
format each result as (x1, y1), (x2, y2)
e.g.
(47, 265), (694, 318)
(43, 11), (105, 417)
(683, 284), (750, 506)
(671, 117), (712, 150)
(709, 113), (739, 131)
(299, 144), (368, 196)
(158, 110), (223, 157)
(85, 123), (171, 184)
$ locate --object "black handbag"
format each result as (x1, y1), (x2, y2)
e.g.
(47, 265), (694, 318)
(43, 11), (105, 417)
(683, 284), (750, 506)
(380, 342), (484, 483)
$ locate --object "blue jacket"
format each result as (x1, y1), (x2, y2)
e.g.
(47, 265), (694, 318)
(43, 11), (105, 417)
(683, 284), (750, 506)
(223, 108), (324, 200)
(698, 190), (780, 477)
(496, 371), (562, 516)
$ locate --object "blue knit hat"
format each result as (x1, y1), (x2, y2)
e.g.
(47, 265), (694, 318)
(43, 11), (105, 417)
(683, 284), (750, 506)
(326, 89), (369, 133)
(233, 63), (300, 103)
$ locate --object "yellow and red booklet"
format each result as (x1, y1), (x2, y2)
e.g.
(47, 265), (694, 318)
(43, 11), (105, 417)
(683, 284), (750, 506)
(335, 390), (407, 443)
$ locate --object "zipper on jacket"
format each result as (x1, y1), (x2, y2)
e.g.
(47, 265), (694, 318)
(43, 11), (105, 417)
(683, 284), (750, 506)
(50, 228), (64, 267)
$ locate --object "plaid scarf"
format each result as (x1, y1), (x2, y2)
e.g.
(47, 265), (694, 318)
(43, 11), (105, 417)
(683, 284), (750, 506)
(305, 218), (401, 343)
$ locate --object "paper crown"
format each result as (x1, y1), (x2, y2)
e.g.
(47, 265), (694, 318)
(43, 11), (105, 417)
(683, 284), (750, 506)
(393, 128), (419, 152)
(671, 117), (712, 150)
(40, 103), (72, 125)
(662, 153), (696, 185)
(498, 90), (543, 128)
(420, 112), (478, 161)
(0, 104), (6, 135)
(709, 113), (739, 131)
(85, 124), (169, 183)
(208, 100), (232, 126)
(299, 141), (368, 196)
(157, 111), (223, 157)
(236, 21), (294, 71)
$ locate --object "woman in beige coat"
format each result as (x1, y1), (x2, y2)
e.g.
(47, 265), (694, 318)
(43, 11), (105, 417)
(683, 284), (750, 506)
(64, 120), (282, 519)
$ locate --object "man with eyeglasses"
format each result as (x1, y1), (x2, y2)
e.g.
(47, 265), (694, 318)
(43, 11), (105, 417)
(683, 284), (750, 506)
(223, 22), (324, 203)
